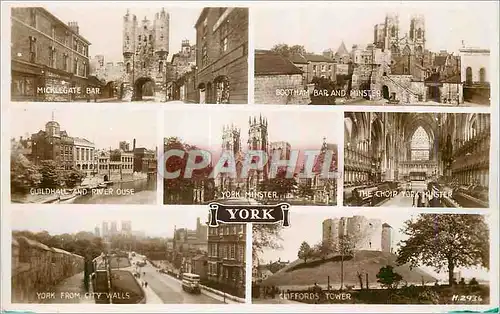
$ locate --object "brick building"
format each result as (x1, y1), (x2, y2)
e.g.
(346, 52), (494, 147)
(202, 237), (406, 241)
(207, 223), (246, 297)
(254, 50), (310, 105)
(30, 117), (96, 177)
(289, 53), (336, 83)
(195, 8), (248, 104)
(11, 7), (91, 102)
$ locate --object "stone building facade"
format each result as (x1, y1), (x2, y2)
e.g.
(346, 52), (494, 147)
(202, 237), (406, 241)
(30, 118), (97, 177)
(459, 47), (490, 104)
(195, 8), (248, 104)
(11, 7), (91, 102)
(322, 216), (393, 252)
(254, 50), (311, 104)
(207, 223), (246, 297)
(121, 8), (170, 101)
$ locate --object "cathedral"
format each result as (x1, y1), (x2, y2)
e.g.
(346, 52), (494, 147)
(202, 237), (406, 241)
(121, 8), (170, 101)
(217, 115), (269, 194)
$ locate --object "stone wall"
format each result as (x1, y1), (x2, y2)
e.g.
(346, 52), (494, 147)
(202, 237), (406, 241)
(254, 74), (310, 105)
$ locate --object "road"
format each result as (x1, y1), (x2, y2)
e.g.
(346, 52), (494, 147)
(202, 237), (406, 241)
(138, 262), (224, 304)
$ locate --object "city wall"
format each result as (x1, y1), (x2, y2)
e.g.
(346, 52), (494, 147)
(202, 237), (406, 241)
(12, 237), (85, 303)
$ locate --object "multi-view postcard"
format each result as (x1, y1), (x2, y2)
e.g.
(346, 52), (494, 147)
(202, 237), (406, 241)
(253, 211), (491, 305)
(163, 108), (341, 206)
(343, 112), (490, 208)
(10, 108), (158, 204)
(253, 2), (493, 106)
(10, 4), (248, 104)
(11, 207), (246, 304)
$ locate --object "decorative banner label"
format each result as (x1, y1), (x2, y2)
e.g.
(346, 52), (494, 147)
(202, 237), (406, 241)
(208, 203), (291, 227)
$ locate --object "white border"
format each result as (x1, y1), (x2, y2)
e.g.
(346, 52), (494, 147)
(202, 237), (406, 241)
(2, 0), (499, 313)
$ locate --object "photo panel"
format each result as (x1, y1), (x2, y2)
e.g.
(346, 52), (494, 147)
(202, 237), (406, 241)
(343, 112), (490, 208)
(252, 210), (491, 305)
(253, 2), (493, 106)
(10, 108), (158, 204)
(163, 108), (341, 206)
(10, 4), (248, 104)
(11, 206), (246, 304)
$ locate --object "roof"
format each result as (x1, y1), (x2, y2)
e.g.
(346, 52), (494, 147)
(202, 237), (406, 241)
(194, 8), (209, 28)
(192, 254), (207, 261)
(303, 53), (335, 63)
(255, 51), (303, 76)
(336, 41), (349, 56)
(382, 223), (392, 228)
(288, 53), (308, 64)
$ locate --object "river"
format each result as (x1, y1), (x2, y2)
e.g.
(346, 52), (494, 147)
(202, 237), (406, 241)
(72, 178), (157, 204)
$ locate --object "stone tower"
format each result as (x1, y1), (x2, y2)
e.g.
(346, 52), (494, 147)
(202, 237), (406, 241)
(222, 124), (241, 156)
(384, 14), (400, 54)
(122, 8), (169, 101)
(247, 115), (269, 185)
(409, 14), (425, 55)
(322, 218), (340, 246)
(381, 223), (393, 253)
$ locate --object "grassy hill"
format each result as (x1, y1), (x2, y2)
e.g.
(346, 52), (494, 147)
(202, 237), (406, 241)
(262, 250), (436, 289)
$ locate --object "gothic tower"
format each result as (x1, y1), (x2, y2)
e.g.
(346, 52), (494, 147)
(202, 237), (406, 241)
(409, 15), (425, 55)
(248, 115), (269, 182)
(221, 124), (241, 156)
(122, 8), (169, 101)
(384, 14), (400, 54)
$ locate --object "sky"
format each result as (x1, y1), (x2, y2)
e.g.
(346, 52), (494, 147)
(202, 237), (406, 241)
(254, 2), (496, 54)
(258, 211), (491, 282)
(39, 4), (202, 63)
(164, 108), (343, 150)
(10, 108), (157, 150)
(11, 207), (208, 238)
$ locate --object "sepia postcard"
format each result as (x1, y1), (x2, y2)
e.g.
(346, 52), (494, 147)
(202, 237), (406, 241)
(252, 211), (491, 304)
(163, 108), (341, 206)
(10, 108), (158, 204)
(254, 2), (493, 106)
(11, 207), (246, 304)
(10, 4), (248, 104)
(343, 112), (490, 208)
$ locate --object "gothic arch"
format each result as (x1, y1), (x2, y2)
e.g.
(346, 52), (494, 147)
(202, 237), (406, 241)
(403, 45), (411, 56)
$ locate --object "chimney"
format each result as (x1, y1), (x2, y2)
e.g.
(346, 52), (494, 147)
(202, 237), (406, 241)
(133, 138), (136, 151)
(68, 22), (79, 34)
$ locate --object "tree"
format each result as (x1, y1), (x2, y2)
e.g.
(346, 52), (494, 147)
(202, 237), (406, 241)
(396, 214), (489, 286)
(11, 152), (42, 193)
(39, 160), (64, 189)
(270, 44), (306, 57)
(310, 77), (337, 105)
(163, 137), (214, 204)
(376, 265), (403, 289)
(298, 241), (312, 263)
(260, 168), (297, 198)
(316, 239), (335, 260)
(252, 224), (283, 265)
(63, 168), (86, 188)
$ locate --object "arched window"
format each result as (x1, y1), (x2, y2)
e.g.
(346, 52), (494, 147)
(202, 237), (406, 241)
(158, 61), (163, 73)
(126, 62), (131, 73)
(479, 68), (486, 83)
(391, 26), (396, 37)
(466, 67), (473, 85)
(411, 126), (430, 161)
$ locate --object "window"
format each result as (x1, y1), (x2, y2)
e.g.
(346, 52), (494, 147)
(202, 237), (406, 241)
(202, 44), (208, 67)
(74, 58), (78, 74)
(160, 34), (164, 41)
(321, 65), (326, 71)
(49, 47), (56, 68)
(83, 61), (87, 76)
(138, 35), (141, 41)
(466, 67), (473, 85)
(479, 68), (486, 83)
(219, 19), (229, 54)
(313, 65), (317, 71)
(411, 126), (430, 161)
(29, 37), (37, 63)
(230, 244), (235, 259)
(30, 9), (36, 27)
(149, 35), (152, 41)
(73, 40), (77, 51)
(417, 28), (422, 39)
(51, 26), (55, 39)
(159, 61), (163, 72)
(391, 26), (396, 37)
(221, 37), (228, 53)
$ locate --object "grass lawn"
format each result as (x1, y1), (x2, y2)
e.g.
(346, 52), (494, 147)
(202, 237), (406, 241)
(110, 270), (144, 304)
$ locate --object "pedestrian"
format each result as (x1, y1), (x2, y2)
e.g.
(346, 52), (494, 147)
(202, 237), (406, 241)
(145, 281), (148, 288)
